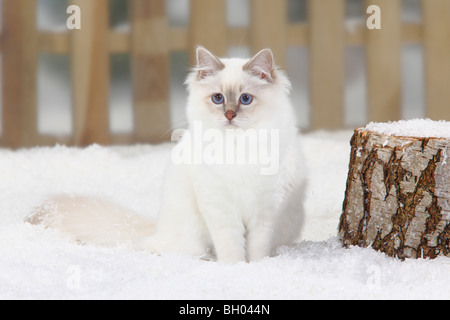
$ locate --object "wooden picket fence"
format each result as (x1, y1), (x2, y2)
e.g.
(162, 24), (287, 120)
(1, 0), (450, 148)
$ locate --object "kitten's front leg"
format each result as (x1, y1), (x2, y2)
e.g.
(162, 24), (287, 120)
(202, 212), (246, 263)
(246, 217), (275, 262)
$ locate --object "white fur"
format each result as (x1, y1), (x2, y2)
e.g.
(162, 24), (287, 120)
(27, 48), (307, 263)
(26, 195), (155, 247)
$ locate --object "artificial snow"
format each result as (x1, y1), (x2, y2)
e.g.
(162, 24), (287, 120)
(364, 119), (450, 139)
(1, 130), (450, 300)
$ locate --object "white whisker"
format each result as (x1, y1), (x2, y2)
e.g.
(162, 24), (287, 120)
(159, 120), (191, 140)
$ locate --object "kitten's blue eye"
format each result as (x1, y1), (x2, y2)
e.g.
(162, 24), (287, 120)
(240, 93), (253, 105)
(212, 93), (224, 104)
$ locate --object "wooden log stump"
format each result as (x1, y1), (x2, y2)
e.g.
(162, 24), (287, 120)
(339, 120), (450, 259)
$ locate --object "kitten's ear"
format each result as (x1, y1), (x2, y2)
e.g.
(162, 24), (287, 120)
(244, 49), (275, 82)
(196, 46), (225, 80)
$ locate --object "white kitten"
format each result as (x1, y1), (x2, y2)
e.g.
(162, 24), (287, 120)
(26, 47), (307, 263)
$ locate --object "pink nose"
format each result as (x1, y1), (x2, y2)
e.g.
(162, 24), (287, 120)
(225, 110), (236, 121)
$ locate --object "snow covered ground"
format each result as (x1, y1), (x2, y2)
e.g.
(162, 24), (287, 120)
(1, 130), (450, 300)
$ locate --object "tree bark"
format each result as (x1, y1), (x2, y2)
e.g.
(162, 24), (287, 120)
(339, 128), (450, 259)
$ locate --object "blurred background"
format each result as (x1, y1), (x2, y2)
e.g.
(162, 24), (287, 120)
(0, 0), (449, 148)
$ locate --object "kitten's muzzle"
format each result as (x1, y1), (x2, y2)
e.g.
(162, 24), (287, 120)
(224, 110), (237, 121)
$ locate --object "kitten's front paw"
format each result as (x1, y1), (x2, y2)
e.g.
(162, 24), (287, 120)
(216, 249), (246, 264)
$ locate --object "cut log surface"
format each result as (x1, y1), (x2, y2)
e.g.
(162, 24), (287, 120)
(339, 119), (450, 259)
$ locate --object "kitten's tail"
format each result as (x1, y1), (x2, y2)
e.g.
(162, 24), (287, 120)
(26, 195), (155, 247)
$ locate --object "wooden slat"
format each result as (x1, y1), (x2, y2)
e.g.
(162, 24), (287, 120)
(38, 135), (72, 147)
(39, 28), (189, 54)
(228, 27), (250, 47)
(422, 0), (450, 120)
(250, 0), (287, 68)
(188, 0), (227, 64)
(308, 0), (345, 130)
(403, 23), (422, 44)
(365, 0), (402, 122)
(19, 1), (39, 147)
(35, 23), (424, 56)
(346, 25), (365, 46)
(39, 32), (70, 54)
(108, 30), (130, 53)
(130, 0), (171, 143)
(110, 133), (135, 145)
(346, 23), (422, 45)
(287, 24), (308, 46)
(1, 0), (38, 148)
(169, 27), (188, 51)
(70, 0), (110, 146)
(1, 0), (21, 147)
